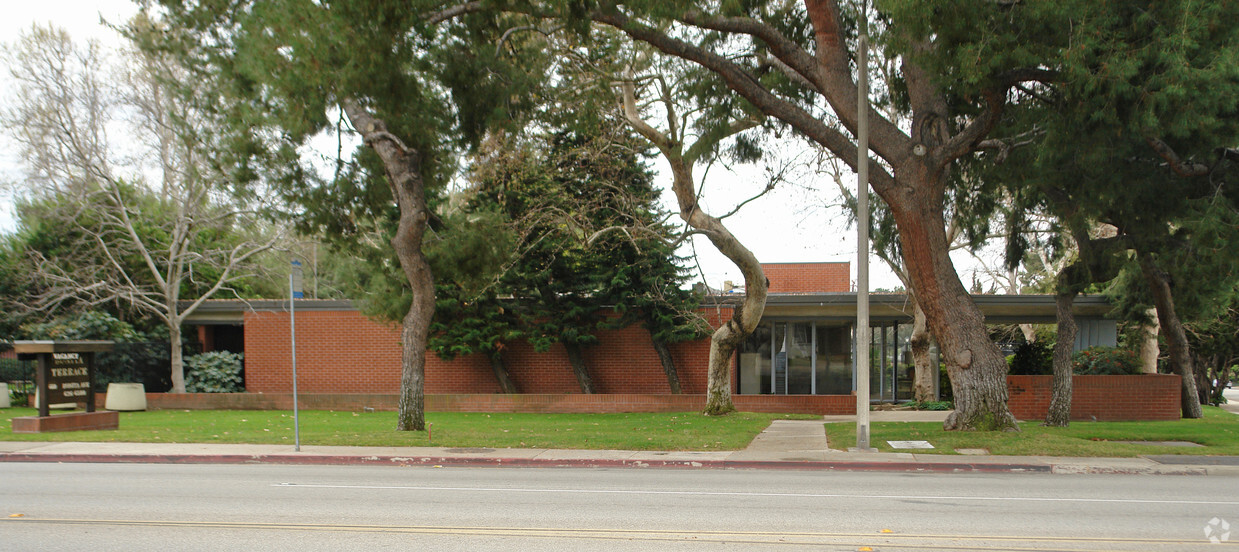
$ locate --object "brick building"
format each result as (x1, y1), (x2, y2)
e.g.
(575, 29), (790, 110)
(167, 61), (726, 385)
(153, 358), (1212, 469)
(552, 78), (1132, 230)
(186, 262), (1117, 413)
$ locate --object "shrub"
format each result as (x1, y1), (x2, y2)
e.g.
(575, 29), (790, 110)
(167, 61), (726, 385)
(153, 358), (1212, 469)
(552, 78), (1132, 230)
(913, 400), (953, 411)
(184, 351), (245, 393)
(1008, 341), (1054, 375)
(1072, 346), (1141, 376)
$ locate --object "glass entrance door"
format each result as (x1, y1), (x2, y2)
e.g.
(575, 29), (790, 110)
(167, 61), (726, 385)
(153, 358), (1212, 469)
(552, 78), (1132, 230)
(772, 322), (813, 394)
(870, 322), (912, 402)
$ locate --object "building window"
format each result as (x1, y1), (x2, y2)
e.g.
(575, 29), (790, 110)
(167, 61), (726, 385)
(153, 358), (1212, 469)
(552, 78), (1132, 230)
(738, 321), (853, 395)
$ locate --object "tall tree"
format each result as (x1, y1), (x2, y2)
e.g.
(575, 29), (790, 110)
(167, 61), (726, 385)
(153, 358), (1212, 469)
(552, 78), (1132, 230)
(516, 32), (714, 397)
(611, 43), (770, 413)
(150, 1), (541, 429)
(827, 154), (1004, 403)
(425, 206), (522, 394)
(977, 0), (1239, 419)
(1, 24), (279, 392)
(472, 115), (687, 394)
(506, 1), (1078, 429)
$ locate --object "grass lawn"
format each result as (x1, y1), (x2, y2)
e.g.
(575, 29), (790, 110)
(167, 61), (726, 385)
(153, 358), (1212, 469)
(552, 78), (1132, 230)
(0, 408), (817, 451)
(823, 406), (1239, 457)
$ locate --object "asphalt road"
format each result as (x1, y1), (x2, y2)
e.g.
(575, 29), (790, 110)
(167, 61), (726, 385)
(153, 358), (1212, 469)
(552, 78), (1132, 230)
(2, 463), (1237, 551)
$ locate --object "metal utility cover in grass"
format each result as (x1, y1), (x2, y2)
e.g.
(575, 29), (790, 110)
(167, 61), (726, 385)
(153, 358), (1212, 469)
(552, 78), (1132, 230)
(955, 448), (991, 455)
(887, 440), (934, 449)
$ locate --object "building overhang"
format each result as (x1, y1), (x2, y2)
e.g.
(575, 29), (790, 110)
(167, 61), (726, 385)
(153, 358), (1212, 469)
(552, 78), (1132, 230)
(710, 293), (1112, 324)
(186, 293), (1111, 326)
(182, 299), (357, 325)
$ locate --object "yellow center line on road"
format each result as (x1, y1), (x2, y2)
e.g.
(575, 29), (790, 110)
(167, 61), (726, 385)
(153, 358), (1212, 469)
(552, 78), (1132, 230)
(4, 517), (1227, 551)
(271, 482), (1239, 506)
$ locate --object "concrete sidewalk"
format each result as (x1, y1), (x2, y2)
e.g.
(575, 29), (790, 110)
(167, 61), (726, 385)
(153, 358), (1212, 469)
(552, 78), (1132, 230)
(3, 411), (1238, 476)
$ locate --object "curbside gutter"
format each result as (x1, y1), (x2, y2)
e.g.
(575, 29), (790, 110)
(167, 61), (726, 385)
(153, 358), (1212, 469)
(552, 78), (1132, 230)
(0, 450), (1189, 474)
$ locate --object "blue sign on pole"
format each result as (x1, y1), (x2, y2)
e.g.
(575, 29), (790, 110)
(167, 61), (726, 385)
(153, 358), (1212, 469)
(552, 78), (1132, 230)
(291, 260), (304, 299)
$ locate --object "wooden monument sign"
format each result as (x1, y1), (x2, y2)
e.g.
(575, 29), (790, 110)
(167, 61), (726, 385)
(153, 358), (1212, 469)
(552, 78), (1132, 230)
(11, 340), (118, 433)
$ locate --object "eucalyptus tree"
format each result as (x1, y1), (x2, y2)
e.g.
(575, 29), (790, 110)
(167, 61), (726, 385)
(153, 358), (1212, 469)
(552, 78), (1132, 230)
(611, 46), (773, 412)
(148, 0), (544, 429)
(500, 1), (1089, 429)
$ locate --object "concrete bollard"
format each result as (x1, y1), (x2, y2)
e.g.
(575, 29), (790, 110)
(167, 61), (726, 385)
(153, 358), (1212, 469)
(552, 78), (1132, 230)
(105, 383), (147, 411)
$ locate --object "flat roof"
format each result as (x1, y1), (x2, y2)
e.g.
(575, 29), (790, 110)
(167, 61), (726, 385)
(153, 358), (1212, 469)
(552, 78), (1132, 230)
(734, 293), (1111, 323)
(183, 294), (1111, 325)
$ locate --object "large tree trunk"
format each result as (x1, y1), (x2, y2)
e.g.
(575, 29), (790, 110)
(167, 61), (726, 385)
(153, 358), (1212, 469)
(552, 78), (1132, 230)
(618, 81), (767, 416)
(887, 170), (1017, 431)
(1193, 355), (1211, 406)
(910, 300), (935, 403)
(650, 335), (682, 394)
(703, 316), (746, 414)
(1045, 291), (1078, 427)
(688, 202), (766, 416)
(1138, 307), (1160, 374)
(169, 322), (185, 393)
(488, 351), (518, 394)
(345, 100), (434, 431)
(1138, 252), (1203, 419)
(1200, 355), (1231, 405)
(564, 342), (595, 394)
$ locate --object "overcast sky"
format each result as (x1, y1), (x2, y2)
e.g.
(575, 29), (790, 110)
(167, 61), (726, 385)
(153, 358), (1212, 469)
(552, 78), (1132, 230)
(0, 1), (139, 238)
(0, 1), (920, 291)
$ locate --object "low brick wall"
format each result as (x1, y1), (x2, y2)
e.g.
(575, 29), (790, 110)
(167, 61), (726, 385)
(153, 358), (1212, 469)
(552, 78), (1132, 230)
(12, 411), (119, 433)
(1006, 374), (1181, 421)
(116, 392), (857, 415)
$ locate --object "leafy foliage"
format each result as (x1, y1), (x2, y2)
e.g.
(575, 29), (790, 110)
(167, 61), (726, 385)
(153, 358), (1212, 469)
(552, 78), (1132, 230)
(184, 351), (245, 393)
(1071, 346), (1142, 376)
(912, 400), (954, 412)
(478, 116), (698, 355)
(1007, 341), (1054, 376)
(17, 311), (180, 392)
(22, 311), (138, 342)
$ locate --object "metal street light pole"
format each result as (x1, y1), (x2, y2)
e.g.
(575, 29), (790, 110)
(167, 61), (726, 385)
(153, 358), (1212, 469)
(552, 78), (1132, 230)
(854, 0), (873, 452)
(290, 262), (301, 452)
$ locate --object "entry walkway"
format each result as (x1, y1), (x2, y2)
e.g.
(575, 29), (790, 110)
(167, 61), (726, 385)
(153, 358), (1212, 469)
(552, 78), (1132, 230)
(732, 409), (952, 462)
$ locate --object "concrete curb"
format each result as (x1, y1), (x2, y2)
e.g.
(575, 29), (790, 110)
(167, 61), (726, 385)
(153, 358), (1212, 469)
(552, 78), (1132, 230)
(0, 451), (1147, 474)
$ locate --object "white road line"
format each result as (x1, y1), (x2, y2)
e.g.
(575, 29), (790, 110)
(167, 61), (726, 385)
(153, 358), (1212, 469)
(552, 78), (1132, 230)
(271, 483), (1239, 505)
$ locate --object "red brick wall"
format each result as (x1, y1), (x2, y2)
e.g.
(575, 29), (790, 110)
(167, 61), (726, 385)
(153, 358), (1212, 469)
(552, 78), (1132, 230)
(243, 305), (735, 396)
(761, 262), (850, 293)
(130, 392), (856, 415)
(1007, 375), (1181, 421)
(197, 326), (215, 352)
